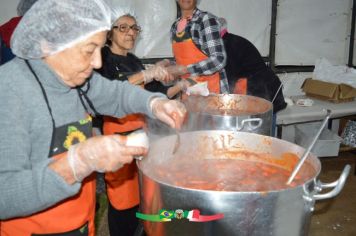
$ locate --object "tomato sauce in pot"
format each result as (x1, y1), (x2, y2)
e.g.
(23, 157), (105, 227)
(142, 150), (316, 192)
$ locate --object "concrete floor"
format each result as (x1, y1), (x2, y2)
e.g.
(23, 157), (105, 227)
(309, 151), (356, 236)
(96, 151), (356, 236)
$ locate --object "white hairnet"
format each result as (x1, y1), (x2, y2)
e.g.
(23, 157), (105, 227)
(111, 7), (137, 26)
(17, 0), (38, 16)
(11, 0), (112, 59)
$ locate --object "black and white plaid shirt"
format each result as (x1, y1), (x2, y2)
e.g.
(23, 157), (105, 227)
(171, 8), (229, 93)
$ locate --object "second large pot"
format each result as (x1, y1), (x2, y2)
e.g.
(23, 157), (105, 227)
(183, 94), (273, 135)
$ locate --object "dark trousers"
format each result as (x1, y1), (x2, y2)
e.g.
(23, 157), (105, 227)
(108, 201), (139, 236)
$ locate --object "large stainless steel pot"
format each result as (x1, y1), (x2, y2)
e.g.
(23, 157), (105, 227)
(183, 94), (273, 135)
(137, 131), (350, 236)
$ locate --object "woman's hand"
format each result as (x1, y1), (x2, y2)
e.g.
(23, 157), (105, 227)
(142, 65), (174, 85)
(150, 97), (187, 129)
(67, 135), (147, 182)
(165, 64), (188, 77)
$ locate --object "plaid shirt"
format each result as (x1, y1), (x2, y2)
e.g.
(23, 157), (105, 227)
(171, 8), (229, 93)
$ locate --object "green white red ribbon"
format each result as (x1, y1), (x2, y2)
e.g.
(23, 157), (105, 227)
(136, 209), (224, 222)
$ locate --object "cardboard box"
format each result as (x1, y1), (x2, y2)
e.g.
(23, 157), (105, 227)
(301, 78), (356, 103)
(295, 122), (342, 157)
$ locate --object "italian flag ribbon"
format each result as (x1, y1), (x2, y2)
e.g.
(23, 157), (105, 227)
(136, 209), (224, 222)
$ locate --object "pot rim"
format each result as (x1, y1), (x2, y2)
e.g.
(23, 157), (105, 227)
(138, 166), (320, 194)
(138, 131), (322, 193)
(184, 94), (273, 116)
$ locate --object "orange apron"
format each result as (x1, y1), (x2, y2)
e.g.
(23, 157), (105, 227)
(233, 77), (247, 95)
(103, 114), (144, 210)
(172, 25), (221, 94)
(1, 61), (96, 236)
(1, 118), (95, 236)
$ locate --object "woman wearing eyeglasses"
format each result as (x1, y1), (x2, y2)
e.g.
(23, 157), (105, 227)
(95, 11), (177, 236)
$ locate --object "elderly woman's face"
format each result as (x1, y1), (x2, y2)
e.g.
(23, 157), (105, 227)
(111, 16), (140, 54)
(44, 31), (107, 87)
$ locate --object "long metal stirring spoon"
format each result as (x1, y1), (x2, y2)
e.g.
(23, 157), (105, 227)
(172, 112), (181, 154)
(286, 109), (332, 185)
(271, 83), (283, 104)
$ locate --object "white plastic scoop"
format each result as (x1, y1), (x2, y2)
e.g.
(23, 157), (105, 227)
(126, 130), (149, 161)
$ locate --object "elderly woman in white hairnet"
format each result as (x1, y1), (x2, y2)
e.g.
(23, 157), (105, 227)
(0, 0), (186, 235)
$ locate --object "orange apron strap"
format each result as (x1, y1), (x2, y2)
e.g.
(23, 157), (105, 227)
(233, 78), (247, 95)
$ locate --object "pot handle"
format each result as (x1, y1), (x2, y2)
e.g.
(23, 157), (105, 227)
(235, 118), (263, 131)
(313, 165), (351, 201)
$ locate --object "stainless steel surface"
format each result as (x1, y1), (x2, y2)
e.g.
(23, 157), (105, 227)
(287, 109), (332, 185)
(134, 156), (144, 161)
(313, 165), (351, 201)
(137, 131), (349, 236)
(183, 94), (273, 135)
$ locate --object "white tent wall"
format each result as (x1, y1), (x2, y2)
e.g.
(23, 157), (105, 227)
(197, 0), (272, 57)
(131, 0), (177, 58)
(354, 23), (356, 64)
(278, 72), (312, 96)
(275, 0), (352, 66)
(109, 0), (271, 58)
(0, 0), (355, 67)
(108, 0), (354, 67)
(0, 0), (20, 25)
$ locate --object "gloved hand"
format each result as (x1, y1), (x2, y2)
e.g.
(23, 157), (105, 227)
(155, 59), (171, 67)
(175, 79), (197, 92)
(142, 65), (174, 85)
(150, 97), (187, 129)
(67, 135), (147, 182)
(166, 64), (188, 77)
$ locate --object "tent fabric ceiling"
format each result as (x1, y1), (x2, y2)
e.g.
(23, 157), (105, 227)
(108, 0), (353, 66)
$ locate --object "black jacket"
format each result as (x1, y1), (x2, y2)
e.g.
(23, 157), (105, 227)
(93, 46), (169, 130)
(96, 46), (168, 94)
(222, 33), (287, 113)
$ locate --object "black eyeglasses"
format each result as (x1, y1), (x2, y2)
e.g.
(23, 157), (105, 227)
(113, 24), (142, 33)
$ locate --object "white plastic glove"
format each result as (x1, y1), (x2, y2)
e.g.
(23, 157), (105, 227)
(142, 65), (174, 85)
(67, 135), (147, 182)
(166, 64), (188, 77)
(155, 59), (171, 67)
(150, 97), (187, 129)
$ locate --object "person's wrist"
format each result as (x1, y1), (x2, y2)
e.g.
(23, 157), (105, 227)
(142, 71), (150, 84)
(177, 81), (185, 90)
(149, 96), (167, 116)
(67, 145), (81, 182)
(180, 65), (188, 74)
